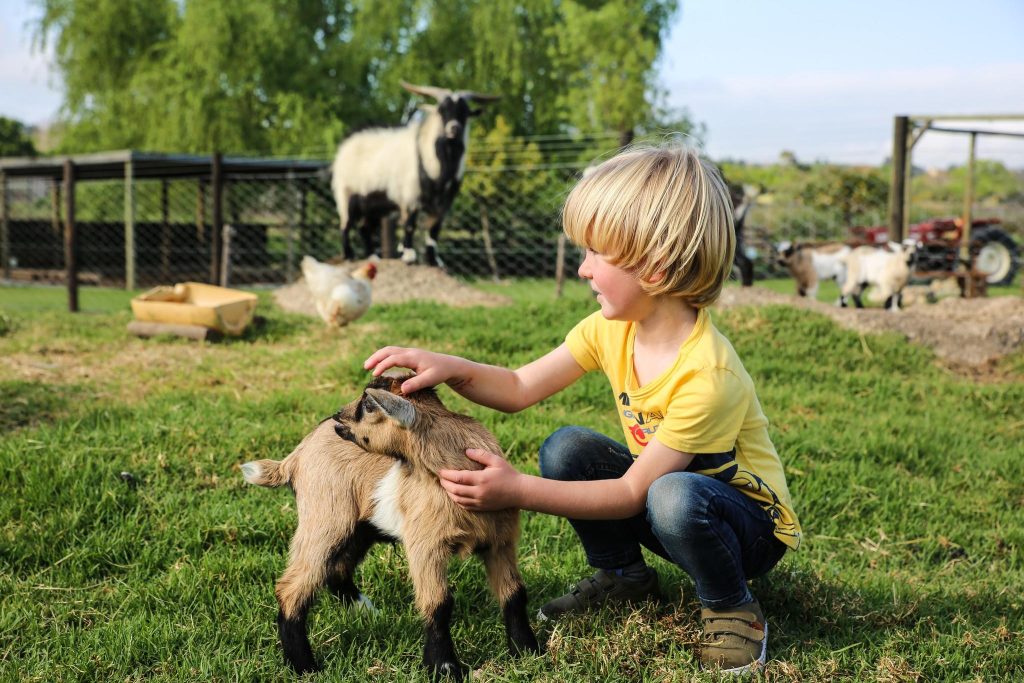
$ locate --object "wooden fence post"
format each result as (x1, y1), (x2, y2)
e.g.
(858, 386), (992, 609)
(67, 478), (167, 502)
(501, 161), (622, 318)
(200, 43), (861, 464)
(554, 232), (566, 298)
(160, 179), (171, 282)
(124, 157), (136, 290)
(209, 152), (223, 284)
(64, 159), (78, 312)
(0, 171), (9, 281)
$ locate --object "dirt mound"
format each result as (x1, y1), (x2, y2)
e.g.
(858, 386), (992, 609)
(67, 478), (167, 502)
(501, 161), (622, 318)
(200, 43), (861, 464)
(273, 258), (511, 318)
(717, 286), (1024, 368)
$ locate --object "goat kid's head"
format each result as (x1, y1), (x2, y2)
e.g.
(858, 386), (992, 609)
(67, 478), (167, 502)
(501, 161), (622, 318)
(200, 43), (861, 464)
(332, 374), (441, 462)
(401, 81), (499, 140)
(775, 240), (799, 267)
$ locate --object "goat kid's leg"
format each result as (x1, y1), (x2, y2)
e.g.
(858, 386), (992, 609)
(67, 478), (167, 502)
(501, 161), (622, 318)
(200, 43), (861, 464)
(401, 208), (419, 264)
(850, 285), (865, 309)
(480, 543), (540, 656)
(275, 537), (334, 673)
(325, 522), (379, 612)
(406, 538), (466, 681)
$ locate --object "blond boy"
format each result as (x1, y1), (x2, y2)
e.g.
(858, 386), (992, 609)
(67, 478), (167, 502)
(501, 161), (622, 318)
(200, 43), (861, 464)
(365, 144), (801, 674)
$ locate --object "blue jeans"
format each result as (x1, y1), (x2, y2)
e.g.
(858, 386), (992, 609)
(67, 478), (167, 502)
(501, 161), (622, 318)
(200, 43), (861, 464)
(539, 426), (787, 609)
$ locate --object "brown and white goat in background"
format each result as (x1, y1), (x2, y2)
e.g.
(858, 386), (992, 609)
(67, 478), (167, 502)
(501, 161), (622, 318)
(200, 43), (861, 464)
(241, 374), (539, 680)
(775, 241), (851, 303)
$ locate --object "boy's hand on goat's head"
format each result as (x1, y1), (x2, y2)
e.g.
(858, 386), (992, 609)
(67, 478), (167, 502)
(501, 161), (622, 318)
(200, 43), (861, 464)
(364, 346), (467, 395)
(439, 449), (522, 512)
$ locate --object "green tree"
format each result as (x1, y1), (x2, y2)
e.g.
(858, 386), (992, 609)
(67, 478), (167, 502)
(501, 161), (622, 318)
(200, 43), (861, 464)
(33, 0), (687, 155)
(799, 165), (889, 225)
(912, 160), (1023, 203)
(551, 0), (679, 143)
(0, 117), (37, 157)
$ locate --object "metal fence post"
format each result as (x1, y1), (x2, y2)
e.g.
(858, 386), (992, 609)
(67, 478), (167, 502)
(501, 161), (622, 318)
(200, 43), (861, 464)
(0, 171), (9, 281)
(64, 159), (78, 312)
(124, 157), (136, 290)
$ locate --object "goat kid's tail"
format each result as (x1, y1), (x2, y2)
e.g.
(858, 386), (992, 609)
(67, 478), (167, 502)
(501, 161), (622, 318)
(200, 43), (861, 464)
(241, 459), (288, 488)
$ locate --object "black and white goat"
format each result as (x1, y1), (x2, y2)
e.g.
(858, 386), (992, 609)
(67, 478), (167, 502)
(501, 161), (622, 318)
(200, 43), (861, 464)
(729, 182), (761, 286)
(331, 82), (499, 267)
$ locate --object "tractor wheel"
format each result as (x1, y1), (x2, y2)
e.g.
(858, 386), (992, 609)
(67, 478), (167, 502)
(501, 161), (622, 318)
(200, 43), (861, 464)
(972, 228), (1019, 286)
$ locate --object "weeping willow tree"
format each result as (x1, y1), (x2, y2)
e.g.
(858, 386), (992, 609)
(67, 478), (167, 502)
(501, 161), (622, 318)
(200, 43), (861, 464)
(33, 0), (692, 155)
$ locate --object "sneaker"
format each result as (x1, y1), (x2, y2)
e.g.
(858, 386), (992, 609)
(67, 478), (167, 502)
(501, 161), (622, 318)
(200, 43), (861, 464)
(537, 568), (659, 621)
(700, 599), (768, 674)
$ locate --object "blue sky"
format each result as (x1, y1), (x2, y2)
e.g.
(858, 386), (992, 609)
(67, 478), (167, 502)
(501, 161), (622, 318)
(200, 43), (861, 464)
(2, 0), (1023, 168)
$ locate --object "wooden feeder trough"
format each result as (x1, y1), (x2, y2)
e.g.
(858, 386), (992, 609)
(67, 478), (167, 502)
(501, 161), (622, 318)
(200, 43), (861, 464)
(129, 282), (258, 340)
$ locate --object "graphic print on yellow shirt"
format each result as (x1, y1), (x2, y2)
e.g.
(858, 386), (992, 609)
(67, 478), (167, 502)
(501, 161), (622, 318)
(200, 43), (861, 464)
(565, 308), (802, 550)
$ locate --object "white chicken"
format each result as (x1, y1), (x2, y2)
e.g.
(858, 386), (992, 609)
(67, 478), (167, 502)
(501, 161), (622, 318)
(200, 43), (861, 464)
(301, 256), (377, 326)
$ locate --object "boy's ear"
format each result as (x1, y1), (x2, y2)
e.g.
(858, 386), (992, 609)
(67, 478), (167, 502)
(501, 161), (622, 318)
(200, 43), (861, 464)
(645, 269), (667, 285)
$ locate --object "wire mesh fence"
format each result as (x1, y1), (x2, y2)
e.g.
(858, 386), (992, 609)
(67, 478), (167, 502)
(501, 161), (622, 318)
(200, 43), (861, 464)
(1, 148), (594, 288)
(4, 138), (1019, 289)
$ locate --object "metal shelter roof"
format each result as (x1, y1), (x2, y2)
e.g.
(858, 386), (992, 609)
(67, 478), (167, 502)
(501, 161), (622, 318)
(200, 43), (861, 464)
(0, 150), (328, 181)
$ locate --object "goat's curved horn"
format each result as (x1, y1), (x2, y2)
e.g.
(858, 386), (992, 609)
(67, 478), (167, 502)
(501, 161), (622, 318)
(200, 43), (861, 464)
(458, 90), (501, 103)
(400, 81), (452, 101)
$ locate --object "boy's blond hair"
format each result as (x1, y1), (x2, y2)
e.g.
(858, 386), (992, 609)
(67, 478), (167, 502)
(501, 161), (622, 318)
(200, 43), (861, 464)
(563, 144), (735, 307)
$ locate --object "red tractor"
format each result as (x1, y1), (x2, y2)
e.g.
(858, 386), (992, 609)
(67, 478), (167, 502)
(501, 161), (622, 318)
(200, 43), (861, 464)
(851, 218), (1020, 286)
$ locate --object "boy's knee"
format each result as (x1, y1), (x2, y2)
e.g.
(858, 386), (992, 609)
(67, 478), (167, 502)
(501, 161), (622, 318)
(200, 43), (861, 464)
(647, 472), (707, 532)
(538, 426), (594, 480)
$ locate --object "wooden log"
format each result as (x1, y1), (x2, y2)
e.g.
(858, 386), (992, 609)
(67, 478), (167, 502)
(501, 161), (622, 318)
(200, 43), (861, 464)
(127, 321), (223, 341)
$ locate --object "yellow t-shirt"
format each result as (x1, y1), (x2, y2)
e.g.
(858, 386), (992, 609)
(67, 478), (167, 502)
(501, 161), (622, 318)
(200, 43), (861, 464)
(565, 308), (801, 550)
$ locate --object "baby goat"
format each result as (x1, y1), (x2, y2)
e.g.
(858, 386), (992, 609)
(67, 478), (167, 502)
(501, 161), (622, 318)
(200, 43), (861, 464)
(241, 374), (538, 680)
(840, 241), (918, 311)
(775, 241), (851, 303)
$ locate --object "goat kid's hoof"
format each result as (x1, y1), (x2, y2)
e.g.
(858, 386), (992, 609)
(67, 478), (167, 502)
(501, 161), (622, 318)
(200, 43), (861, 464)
(401, 248), (418, 264)
(430, 660), (469, 682)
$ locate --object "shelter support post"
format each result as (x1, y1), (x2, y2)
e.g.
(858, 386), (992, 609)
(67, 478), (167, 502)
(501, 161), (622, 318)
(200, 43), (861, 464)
(124, 159), (136, 290)
(889, 116), (909, 243)
(64, 159), (78, 312)
(960, 132), (977, 297)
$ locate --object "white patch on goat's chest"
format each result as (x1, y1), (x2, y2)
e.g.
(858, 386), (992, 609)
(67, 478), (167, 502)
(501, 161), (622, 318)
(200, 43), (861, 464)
(370, 462), (405, 540)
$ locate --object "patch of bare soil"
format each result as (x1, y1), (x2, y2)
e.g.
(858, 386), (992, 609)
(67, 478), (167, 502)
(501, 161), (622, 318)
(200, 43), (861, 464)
(716, 286), (1024, 373)
(273, 258), (511, 318)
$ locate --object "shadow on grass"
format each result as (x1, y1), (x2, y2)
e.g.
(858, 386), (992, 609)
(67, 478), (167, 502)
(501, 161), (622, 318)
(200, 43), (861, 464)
(0, 380), (88, 432)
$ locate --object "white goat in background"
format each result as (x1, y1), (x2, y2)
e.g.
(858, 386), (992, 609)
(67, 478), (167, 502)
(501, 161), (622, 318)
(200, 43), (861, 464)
(840, 241), (918, 311)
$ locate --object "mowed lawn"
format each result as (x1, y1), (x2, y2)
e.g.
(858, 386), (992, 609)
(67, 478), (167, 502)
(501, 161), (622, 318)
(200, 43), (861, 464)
(1, 280), (1022, 682)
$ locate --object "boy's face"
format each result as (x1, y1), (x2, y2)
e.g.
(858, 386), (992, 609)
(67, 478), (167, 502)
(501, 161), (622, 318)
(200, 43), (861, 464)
(578, 248), (652, 321)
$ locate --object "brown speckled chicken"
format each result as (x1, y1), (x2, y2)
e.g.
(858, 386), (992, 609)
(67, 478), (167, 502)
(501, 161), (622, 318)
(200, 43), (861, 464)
(301, 256), (377, 326)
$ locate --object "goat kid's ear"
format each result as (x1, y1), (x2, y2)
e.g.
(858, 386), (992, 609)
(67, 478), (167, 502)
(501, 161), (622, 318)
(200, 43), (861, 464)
(365, 388), (417, 429)
(469, 108), (484, 118)
(418, 104), (437, 114)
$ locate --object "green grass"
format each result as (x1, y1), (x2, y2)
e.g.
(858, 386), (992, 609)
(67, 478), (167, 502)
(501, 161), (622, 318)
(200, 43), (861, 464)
(2, 280), (1022, 682)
